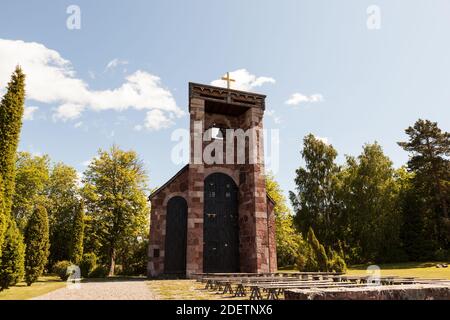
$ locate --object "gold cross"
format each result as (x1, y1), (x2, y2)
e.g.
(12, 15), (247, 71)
(221, 72), (235, 89)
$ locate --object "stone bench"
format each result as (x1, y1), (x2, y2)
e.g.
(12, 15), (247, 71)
(284, 284), (450, 300)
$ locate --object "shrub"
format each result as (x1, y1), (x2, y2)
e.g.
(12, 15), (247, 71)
(89, 265), (108, 278)
(295, 251), (308, 271)
(306, 228), (329, 271)
(0, 220), (25, 290)
(24, 205), (50, 286)
(331, 255), (347, 273)
(80, 253), (97, 278)
(120, 239), (149, 276)
(328, 250), (347, 273)
(304, 248), (319, 272)
(52, 260), (72, 281)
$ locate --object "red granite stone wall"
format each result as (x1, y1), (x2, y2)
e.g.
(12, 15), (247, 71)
(148, 88), (277, 277)
(267, 198), (278, 272)
(147, 168), (188, 277)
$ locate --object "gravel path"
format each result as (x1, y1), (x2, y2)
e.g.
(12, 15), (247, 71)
(32, 279), (157, 300)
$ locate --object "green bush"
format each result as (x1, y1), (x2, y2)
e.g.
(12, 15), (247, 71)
(120, 239), (149, 276)
(52, 260), (72, 281)
(331, 255), (347, 273)
(295, 251), (308, 271)
(89, 265), (108, 278)
(0, 220), (25, 290)
(80, 253), (97, 278)
(328, 250), (347, 273)
(304, 248), (319, 272)
(307, 228), (329, 271)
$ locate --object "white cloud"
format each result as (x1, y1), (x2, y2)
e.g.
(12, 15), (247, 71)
(0, 39), (183, 130)
(144, 109), (174, 130)
(75, 171), (84, 188)
(23, 106), (39, 120)
(105, 58), (128, 71)
(315, 136), (330, 145)
(286, 93), (324, 106)
(211, 69), (275, 91)
(81, 160), (91, 166)
(81, 155), (100, 167)
(273, 116), (282, 124)
(74, 121), (83, 128)
(53, 103), (85, 121)
(265, 109), (282, 124)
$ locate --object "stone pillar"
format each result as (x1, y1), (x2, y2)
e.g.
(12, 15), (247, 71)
(249, 108), (270, 273)
(186, 98), (205, 277)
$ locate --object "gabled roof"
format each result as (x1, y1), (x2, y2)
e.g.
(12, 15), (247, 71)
(148, 164), (189, 200)
(266, 193), (276, 205)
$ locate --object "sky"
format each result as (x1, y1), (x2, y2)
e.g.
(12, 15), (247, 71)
(1, 0), (449, 202)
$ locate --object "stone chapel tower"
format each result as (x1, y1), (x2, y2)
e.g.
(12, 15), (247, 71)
(147, 82), (277, 278)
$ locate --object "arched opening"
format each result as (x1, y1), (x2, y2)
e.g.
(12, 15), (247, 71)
(203, 173), (240, 273)
(164, 196), (187, 275)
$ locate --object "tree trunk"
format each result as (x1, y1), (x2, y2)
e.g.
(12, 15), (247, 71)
(109, 247), (116, 276)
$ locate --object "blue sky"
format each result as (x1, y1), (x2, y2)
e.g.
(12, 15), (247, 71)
(1, 0), (449, 202)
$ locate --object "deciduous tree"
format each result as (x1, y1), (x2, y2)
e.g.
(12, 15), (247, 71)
(12, 152), (49, 231)
(289, 134), (340, 246)
(266, 173), (301, 267)
(70, 202), (84, 265)
(82, 145), (149, 276)
(46, 163), (80, 266)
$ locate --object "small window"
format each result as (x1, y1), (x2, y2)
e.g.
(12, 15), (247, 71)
(153, 249), (160, 258)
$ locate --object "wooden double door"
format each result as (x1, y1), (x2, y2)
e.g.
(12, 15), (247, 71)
(164, 196), (188, 275)
(203, 173), (240, 273)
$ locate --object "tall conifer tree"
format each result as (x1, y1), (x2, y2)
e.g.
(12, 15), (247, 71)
(24, 205), (50, 286)
(0, 66), (25, 258)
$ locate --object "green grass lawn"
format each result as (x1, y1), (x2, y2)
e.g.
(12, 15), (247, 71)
(280, 261), (450, 279)
(346, 261), (450, 279)
(147, 279), (246, 300)
(0, 275), (65, 300)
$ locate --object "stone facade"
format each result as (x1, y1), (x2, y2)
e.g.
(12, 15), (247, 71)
(147, 83), (277, 277)
(284, 284), (450, 300)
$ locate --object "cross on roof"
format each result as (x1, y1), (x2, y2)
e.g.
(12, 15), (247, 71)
(221, 72), (236, 89)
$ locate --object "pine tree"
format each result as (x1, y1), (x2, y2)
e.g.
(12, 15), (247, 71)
(0, 67), (26, 254)
(24, 205), (50, 286)
(0, 220), (25, 290)
(70, 202), (84, 265)
(398, 119), (450, 251)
